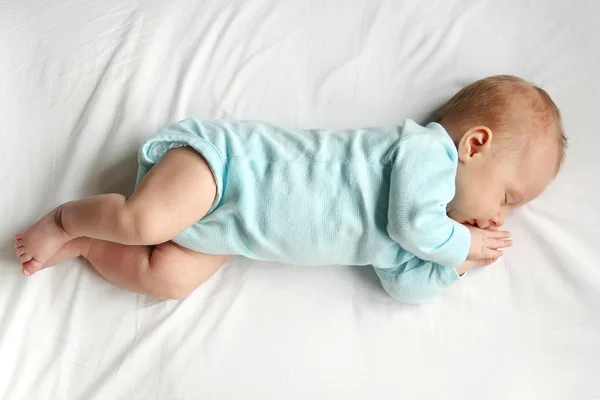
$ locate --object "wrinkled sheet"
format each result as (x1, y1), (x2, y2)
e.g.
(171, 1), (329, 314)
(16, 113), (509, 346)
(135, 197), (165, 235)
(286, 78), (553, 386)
(1, 0), (599, 399)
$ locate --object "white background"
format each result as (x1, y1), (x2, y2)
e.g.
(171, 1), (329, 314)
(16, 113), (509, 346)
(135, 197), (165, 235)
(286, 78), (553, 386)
(1, 1), (599, 399)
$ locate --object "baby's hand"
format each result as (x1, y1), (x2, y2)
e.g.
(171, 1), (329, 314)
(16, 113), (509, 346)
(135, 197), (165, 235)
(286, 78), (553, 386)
(465, 224), (512, 260)
(455, 257), (499, 275)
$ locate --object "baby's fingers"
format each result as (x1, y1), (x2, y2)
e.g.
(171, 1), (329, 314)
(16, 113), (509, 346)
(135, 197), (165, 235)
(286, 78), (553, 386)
(484, 248), (504, 259)
(488, 238), (512, 249)
(486, 230), (511, 239)
(476, 258), (498, 267)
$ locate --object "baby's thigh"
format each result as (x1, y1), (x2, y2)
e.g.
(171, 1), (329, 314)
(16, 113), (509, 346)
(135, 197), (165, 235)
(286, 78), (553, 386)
(149, 241), (230, 299)
(129, 147), (218, 240)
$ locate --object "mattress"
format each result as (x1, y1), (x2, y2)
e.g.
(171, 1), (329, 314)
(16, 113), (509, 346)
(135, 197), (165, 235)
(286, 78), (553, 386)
(1, 0), (599, 398)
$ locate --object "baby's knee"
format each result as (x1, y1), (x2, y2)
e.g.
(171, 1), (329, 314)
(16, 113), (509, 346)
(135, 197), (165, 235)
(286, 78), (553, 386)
(124, 204), (171, 245)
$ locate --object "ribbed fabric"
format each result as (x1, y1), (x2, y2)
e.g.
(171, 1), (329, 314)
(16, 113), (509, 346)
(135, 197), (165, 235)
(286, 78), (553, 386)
(137, 118), (470, 303)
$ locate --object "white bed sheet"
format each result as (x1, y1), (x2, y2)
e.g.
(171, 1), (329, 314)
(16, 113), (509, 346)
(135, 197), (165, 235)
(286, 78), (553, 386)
(1, 0), (599, 399)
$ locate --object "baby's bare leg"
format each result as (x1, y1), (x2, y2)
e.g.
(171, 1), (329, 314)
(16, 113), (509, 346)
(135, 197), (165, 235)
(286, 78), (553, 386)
(41, 238), (228, 299)
(86, 240), (228, 299)
(15, 147), (216, 275)
(40, 238), (88, 267)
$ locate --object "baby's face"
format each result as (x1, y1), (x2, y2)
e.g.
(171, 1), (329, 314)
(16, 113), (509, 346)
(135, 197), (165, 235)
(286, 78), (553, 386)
(447, 127), (559, 229)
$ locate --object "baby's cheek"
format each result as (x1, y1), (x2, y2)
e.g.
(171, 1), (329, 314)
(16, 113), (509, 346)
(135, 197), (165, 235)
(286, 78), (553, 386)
(457, 194), (478, 212)
(484, 205), (501, 220)
(463, 200), (490, 220)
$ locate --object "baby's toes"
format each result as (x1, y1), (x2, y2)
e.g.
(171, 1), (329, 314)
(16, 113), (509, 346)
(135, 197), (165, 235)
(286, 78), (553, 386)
(15, 238), (31, 262)
(22, 259), (43, 276)
(14, 236), (25, 247)
(14, 238), (33, 263)
(14, 238), (24, 254)
(19, 251), (32, 263)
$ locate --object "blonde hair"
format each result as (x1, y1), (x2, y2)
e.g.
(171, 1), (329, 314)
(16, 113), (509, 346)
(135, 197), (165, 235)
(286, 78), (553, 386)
(437, 75), (567, 170)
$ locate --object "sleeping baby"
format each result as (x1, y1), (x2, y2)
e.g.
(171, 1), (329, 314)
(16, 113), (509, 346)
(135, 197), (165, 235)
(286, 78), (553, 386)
(14, 75), (566, 303)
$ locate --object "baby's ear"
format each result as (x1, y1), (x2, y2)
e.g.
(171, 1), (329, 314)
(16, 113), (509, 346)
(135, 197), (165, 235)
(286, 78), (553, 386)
(457, 126), (493, 161)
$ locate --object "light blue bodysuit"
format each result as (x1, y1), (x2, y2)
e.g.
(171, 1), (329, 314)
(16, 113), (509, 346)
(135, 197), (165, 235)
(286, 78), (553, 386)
(136, 119), (471, 304)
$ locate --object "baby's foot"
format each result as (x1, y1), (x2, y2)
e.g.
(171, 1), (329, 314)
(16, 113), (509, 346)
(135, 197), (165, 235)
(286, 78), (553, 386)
(14, 205), (72, 276)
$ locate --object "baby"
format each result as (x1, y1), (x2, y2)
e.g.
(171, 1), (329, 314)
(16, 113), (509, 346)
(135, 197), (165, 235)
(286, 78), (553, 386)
(13, 75), (566, 303)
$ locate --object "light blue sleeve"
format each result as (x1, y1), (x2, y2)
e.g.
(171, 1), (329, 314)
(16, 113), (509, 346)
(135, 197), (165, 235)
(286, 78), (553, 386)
(374, 259), (463, 304)
(387, 127), (470, 269)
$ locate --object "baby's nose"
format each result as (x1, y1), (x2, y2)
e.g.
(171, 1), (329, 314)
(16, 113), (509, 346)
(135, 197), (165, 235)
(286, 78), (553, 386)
(490, 211), (507, 227)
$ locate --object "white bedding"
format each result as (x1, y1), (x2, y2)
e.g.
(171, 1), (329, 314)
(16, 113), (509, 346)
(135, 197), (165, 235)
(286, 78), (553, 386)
(1, 0), (599, 399)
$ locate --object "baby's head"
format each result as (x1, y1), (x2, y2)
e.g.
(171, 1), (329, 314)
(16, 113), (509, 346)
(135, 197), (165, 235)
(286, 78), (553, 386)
(438, 75), (567, 229)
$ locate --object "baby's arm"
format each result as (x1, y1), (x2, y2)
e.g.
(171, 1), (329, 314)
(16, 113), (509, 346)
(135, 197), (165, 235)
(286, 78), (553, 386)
(387, 134), (470, 268)
(374, 257), (461, 304)
(374, 256), (499, 304)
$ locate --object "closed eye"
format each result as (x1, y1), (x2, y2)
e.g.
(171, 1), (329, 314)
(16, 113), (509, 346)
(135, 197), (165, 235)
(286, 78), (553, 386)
(507, 192), (524, 208)
(504, 192), (520, 207)
(504, 192), (516, 207)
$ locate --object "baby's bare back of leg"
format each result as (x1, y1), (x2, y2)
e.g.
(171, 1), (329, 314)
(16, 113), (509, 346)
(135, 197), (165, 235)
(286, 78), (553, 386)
(83, 239), (229, 299)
